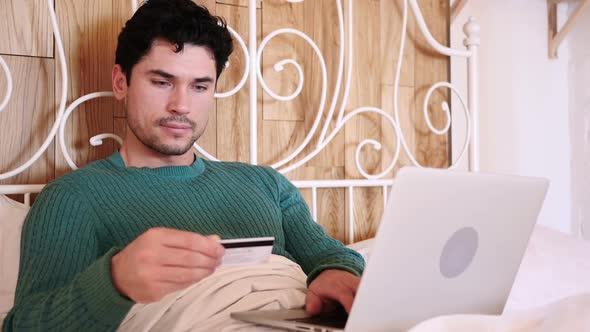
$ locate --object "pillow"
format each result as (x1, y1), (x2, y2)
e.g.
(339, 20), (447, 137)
(0, 195), (29, 322)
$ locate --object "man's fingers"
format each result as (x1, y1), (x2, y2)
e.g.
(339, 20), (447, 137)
(207, 234), (221, 242)
(156, 247), (220, 269)
(156, 266), (215, 285)
(148, 228), (224, 258)
(310, 288), (355, 314)
(336, 292), (355, 313)
(305, 290), (323, 315)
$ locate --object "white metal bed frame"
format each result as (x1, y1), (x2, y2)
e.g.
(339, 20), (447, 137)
(0, 0), (480, 243)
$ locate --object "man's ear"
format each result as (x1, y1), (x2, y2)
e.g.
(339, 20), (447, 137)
(112, 64), (128, 101)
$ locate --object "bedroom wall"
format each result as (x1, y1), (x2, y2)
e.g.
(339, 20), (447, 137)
(0, 0), (450, 243)
(450, 1), (573, 234)
(568, 5), (590, 240)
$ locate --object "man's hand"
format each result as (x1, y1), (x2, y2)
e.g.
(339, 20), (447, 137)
(306, 269), (360, 315)
(111, 227), (225, 303)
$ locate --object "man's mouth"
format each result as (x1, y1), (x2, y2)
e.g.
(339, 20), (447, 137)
(161, 122), (192, 130)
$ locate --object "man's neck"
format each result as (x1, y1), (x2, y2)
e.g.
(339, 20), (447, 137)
(119, 135), (194, 169)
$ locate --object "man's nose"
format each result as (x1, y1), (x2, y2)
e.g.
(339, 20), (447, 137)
(168, 87), (190, 115)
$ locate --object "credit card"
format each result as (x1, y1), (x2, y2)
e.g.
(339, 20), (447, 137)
(219, 236), (274, 266)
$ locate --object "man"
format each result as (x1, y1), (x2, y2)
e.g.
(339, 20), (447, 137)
(3, 0), (364, 331)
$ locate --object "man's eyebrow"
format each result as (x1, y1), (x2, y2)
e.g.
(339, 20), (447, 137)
(193, 76), (214, 84)
(147, 69), (214, 84)
(148, 69), (175, 79)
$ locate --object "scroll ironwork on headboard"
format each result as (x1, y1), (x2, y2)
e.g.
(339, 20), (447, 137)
(0, 0), (480, 242)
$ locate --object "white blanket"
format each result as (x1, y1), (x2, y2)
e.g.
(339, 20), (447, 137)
(117, 254), (307, 332)
(117, 228), (590, 332)
(408, 293), (590, 332)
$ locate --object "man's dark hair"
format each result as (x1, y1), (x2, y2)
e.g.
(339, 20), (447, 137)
(115, 0), (233, 83)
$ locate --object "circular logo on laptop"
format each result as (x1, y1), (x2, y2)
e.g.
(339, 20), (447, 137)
(439, 227), (479, 278)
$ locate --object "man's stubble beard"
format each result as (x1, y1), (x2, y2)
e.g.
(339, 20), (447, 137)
(128, 117), (207, 156)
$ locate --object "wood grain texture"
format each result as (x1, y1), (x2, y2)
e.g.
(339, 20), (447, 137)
(297, 0), (346, 241)
(296, 167), (346, 243)
(344, 0), (383, 243)
(0, 56), (55, 185)
(381, 0), (416, 87)
(261, 0), (305, 122)
(54, 0), (129, 177)
(0, 0), (53, 57)
(300, 0), (345, 169)
(0, 0), (450, 243)
(215, 3), (262, 162)
(414, 0), (450, 168)
(382, 85), (416, 178)
(216, 0), (261, 8)
(113, 0), (139, 118)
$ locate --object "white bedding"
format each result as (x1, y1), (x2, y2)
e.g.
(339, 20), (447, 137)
(506, 225), (590, 311)
(2, 224), (589, 331)
(115, 226), (590, 332)
(117, 254), (307, 332)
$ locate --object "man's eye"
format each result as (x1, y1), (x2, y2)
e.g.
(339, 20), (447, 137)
(193, 85), (208, 92)
(152, 80), (170, 87)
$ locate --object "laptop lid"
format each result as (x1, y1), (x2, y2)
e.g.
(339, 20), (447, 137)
(345, 167), (549, 331)
(232, 167), (549, 332)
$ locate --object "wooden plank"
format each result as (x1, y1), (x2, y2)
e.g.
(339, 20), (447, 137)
(262, 0), (347, 241)
(262, 120), (305, 166)
(261, 0), (305, 121)
(381, 85), (416, 178)
(215, 4), (261, 162)
(194, 0), (217, 10)
(381, 0), (415, 87)
(295, 167), (346, 243)
(300, 0), (345, 169)
(0, 0), (53, 57)
(54, 0), (120, 177)
(413, 0), (450, 168)
(0, 56), (55, 184)
(344, 0), (382, 243)
(112, 0), (137, 118)
(216, 0), (261, 8)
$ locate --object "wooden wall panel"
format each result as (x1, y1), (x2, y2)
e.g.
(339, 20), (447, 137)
(382, 0), (416, 87)
(54, 0), (130, 177)
(216, 0), (261, 8)
(344, 0), (384, 242)
(0, 0), (53, 57)
(298, 167), (345, 242)
(299, 0), (344, 169)
(113, 0), (140, 118)
(215, 3), (262, 162)
(0, 0), (450, 244)
(382, 86), (417, 178)
(0, 56), (54, 184)
(261, 0), (305, 122)
(414, 0), (450, 168)
(259, 0), (348, 240)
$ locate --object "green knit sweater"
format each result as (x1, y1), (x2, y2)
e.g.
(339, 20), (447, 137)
(3, 152), (365, 331)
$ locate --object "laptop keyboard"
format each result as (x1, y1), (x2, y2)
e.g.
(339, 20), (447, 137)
(287, 311), (348, 329)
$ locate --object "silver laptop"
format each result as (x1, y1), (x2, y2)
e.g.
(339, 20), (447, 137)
(231, 167), (549, 332)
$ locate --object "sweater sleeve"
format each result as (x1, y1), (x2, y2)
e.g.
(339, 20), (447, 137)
(272, 171), (366, 285)
(2, 181), (134, 332)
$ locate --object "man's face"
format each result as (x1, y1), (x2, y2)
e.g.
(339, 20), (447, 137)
(117, 40), (217, 156)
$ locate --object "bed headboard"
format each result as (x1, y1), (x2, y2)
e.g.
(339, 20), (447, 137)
(0, 0), (479, 243)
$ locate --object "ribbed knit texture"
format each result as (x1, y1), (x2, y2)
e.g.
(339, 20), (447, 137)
(3, 151), (365, 332)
